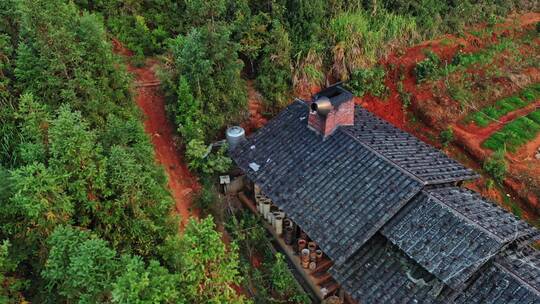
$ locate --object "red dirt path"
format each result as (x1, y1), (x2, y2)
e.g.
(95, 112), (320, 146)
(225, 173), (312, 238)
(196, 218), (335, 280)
(112, 39), (200, 230)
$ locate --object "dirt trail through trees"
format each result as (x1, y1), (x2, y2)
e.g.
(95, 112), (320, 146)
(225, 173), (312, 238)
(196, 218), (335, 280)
(113, 40), (200, 230)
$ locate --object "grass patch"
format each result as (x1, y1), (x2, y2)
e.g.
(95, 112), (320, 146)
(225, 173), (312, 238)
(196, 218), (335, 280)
(470, 83), (540, 127)
(483, 109), (540, 152)
(414, 38), (519, 83)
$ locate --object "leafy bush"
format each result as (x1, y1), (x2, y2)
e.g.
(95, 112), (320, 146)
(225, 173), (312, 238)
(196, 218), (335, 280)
(414, 51), (440, 83)
(168, 25), (247, 141)
(483, 149), (507, 184)
(186, 140), (232, 176)
(439, 127), (454, 147)
(347, 66), (388, 97)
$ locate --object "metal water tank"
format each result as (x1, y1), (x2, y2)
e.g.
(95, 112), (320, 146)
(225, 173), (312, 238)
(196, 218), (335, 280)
(226, 126), (246, 151)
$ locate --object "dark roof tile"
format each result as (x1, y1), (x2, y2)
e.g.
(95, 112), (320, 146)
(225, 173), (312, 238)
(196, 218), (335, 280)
(382, 187), (538, 289)
(231, 101), (423, 263)
(342, 107), (479, 184)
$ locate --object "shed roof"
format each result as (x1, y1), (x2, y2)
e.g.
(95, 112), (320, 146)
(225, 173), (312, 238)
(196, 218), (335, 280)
(381, 187), (537, 289)
(455, 245), (540, 303)
(329, 234), (452, 304)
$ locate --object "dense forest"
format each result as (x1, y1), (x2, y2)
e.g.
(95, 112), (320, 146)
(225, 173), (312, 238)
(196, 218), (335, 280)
(0, 0), (536, 303)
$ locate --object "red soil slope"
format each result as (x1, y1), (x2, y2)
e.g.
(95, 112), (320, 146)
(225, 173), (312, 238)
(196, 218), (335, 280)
(112, 39), (200, 230)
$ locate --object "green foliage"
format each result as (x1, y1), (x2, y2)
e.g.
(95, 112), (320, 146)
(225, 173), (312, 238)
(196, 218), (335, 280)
(439, 127), (454, 148)
(15, 0), (131, 123)
(186, 140), (232, 176)
(0, 240), (26, 303)
(347, 66), (388, 97)
(169, 25), (247, 141)
(483, 109), (540, 152)
(330, 9), (417, 79)
(383, 0), (519, 38)
(470, 83), (540, 127)
(483, 149), (507, 184)
(195, 181), (219, 211)
(174, 76), (205, 142)
(42, 226), (117, 304)
(256, 20), (292, 110)
(448, 75), (473, 109)
(111, 256), (180, 304)
(414, 51), (441, 83)
(166, 216), (246, 303)
(226, 211), (308, 304)
(284, 0), (327, 52)
(270, 253), (296, 297)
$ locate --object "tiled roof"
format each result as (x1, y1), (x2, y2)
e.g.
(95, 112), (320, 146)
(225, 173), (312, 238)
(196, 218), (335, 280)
(231, 101), (423, 263)
(342, 107), (479, 184)
(231, 94), (540, 303)
(455, 245), (540, 303)
(381, 187), (537, 289)
(428, 187), (538, 242)
(329, 234), (452, 304)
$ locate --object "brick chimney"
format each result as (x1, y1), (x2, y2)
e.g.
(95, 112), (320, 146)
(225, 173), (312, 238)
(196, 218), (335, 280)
(308, 85), (354, 137)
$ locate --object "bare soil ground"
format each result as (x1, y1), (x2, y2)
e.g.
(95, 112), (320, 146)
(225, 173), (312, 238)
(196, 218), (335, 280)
(112, 39), (200, 230)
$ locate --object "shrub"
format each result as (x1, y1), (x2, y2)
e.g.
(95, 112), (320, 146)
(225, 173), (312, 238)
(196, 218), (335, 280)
(186, 140), (232, 176)
(414, 51), (440, 83)
(195, 181), (218, 211)
(347, 66), (388, 98)
(439, 127), (454, 147)
(483, 149), (507, 184)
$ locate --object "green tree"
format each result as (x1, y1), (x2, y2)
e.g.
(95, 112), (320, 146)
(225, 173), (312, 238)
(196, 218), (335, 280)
(15, 0), (131, 124)
(2, 164), (73, 262)
(256, 20), (292, 110)
(112, 256), (180, 304)
(161, 217), (246, 303)
(48, 105), (106, 208)
(175, 76), (205, 142)
(170, 24), (247, 140)
(42, 226), (117, 304)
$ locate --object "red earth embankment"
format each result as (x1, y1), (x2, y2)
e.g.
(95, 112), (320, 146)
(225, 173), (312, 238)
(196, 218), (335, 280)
(112, 39), (200, 230)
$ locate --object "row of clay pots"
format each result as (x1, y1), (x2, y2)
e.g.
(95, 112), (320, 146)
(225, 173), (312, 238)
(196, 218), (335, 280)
(298, 239), (323, 269)
(255, 194), (286, 235)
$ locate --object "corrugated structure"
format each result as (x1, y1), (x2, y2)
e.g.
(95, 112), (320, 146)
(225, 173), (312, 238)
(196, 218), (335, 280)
(230, 86), (540, 303)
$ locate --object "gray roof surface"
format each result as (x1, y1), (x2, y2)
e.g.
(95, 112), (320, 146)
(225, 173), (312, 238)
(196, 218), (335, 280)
(381, 187), (537, 289)
(342, 107), (479, 184)
(230, 95), (540, 304)
(455, 245), (540, 304)
(329, 234), (452, 304)
(231, 101), (423, 263)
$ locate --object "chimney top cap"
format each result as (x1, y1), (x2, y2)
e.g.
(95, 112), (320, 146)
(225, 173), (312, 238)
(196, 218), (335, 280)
(311, 96), (332, 116)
